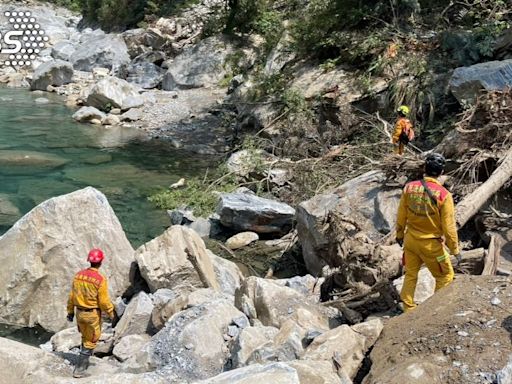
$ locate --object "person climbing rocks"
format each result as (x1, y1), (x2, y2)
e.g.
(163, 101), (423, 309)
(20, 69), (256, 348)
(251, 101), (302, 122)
(395, 153), (461, 312)
(67, 249), (118, 378)
(392, 105), (415, 155)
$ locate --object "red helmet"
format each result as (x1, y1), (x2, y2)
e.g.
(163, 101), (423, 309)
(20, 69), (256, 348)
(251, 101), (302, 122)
(87, 249), (105, 263)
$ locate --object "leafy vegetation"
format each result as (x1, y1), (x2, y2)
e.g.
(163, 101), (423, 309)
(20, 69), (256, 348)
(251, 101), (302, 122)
(149, 138), (268, 216)
(44, 0), (81, 12)
(149, 174), (238, 217)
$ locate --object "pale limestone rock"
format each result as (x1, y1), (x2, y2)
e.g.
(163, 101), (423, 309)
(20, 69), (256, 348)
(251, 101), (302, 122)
(87, 76), (144, 111)
(135, 225), (220, 294)
(302, 319), (383, 379)
(132, 300), (247, 382)
(114, 292), (154, 341)
(226, 231), (259, 250)
(113, 334), (151, 362)
(0, 187), (134, 332)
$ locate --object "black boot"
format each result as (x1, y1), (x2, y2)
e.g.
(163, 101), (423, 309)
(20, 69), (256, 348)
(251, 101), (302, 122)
(73, 347), (93, 378)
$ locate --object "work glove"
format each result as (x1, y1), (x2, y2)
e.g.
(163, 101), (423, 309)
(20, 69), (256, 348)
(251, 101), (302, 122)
(67, 313), (74, 322)
(111, 312), (120, 328)
(454, 253), (462, 267)
(397, 238), (404, 247)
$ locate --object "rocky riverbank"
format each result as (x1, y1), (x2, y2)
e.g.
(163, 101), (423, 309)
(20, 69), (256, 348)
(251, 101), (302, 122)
(0, 186), (509, 384)
(0, 1), (512, 383)
(0, 0), (240, 154)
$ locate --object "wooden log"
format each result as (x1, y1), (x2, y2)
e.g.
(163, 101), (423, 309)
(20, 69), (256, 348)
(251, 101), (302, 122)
(456, 149), (512, 228)
(482, 236), (500, 275)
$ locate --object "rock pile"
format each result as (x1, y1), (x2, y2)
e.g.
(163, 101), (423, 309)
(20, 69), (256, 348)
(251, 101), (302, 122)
(0, 187), (388, 383)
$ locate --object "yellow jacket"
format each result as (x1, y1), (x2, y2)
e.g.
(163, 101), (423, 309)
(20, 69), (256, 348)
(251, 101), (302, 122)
(393, 117), (413, 144)
(67, 267), (115, 318)
(396, 177), (460, 255)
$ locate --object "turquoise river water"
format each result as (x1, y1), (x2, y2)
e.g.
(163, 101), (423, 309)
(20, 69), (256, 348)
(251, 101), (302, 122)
(0, 87), (210, 248)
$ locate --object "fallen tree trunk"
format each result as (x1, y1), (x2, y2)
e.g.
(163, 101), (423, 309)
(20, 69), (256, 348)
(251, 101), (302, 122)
(456, 148), (512, 228)
(482, 235), (500, 276)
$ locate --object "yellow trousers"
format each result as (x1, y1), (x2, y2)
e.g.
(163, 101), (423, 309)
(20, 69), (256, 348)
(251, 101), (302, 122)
(77, 309), (102, 349)
(394, 143), (405, 155)
(400, 233), (454, 312)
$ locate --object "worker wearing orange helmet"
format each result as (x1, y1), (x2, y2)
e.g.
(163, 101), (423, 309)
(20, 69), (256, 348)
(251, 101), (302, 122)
(67, 249), (117, 378)
(392, 105), (415, 155)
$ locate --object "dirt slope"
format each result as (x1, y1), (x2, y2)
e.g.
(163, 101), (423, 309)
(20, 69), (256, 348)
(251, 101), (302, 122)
(364, 275), (512, 384)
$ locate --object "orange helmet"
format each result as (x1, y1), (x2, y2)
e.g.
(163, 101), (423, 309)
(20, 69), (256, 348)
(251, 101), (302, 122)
(87, 249), (105, 263)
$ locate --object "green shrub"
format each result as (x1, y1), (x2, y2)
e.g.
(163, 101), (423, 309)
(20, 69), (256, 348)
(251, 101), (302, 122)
(44, 0), (81, 12)
(149, 139), (268, 217)
(77, 0), (203, 31)
(282, 89), (310, 116)
(249, 72), (287, 101)
(224, 0), (283, 51)
(149, 177), (238, 217)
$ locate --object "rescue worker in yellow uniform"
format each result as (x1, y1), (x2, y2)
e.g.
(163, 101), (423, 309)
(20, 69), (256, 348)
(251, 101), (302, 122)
(396, 153), (462, 312)
(392, 105), (414, 155)
(67, 249), (117, 378)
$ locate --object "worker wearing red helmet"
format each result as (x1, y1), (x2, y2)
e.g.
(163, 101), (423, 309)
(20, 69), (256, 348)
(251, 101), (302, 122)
(67, 249), (117, 378)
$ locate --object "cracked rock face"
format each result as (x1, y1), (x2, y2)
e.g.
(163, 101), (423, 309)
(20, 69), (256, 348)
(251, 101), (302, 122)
(302, 319), (384, 380)
(132, 299), (247, 382)
(134, 225), (220, 294)
(0, 187), (134, 333)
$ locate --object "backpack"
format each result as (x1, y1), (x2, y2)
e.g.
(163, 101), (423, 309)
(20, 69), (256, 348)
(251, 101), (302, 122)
(399, 119), (415, 144)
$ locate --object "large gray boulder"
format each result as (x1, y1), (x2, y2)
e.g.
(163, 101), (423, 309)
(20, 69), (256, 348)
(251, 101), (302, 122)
(195, 361), (341, 383)
(210, 251), (244, 297)
(264, 29), (296, 76)
(161, 35), (229, 90)
(71, 34), (130, 73)
(296, 171), (400, 276)
(30, 59), (73, 91)
(302, 319), (383, 380)
(287, 360), (344, 384)
(0, 336), (164, 383)
(122, 28), (167, 58)
(332, 171), (398, 237)
(133, 299), (247, 382)
(230, 326), (280, 368)
(113, 334), (151, 362)
(114, 291), (154, 341)
(162, 35), (256, 90)
(217, 192), (295, 234)
(0, 337), (71, 383)
(0, 4), (77, 45)
(135, 225), (220, 293)
(125, 62), (165, 89)
(50, 327), (82, 352)
(0, 187), (134, 332)
(51, 41), (77, 62)
(150, 288), (188, 331)
(50, 325), (114, 354)
(235, 276), (336, 331)
(193, 363), (301, 383)
(86, 77), (144, 111)
(449, 59), (512, 104)
(296, 194), (340, 276)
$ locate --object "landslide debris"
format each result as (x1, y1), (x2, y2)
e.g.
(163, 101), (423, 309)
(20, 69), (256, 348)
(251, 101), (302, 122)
(364, 275), (512, 384)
